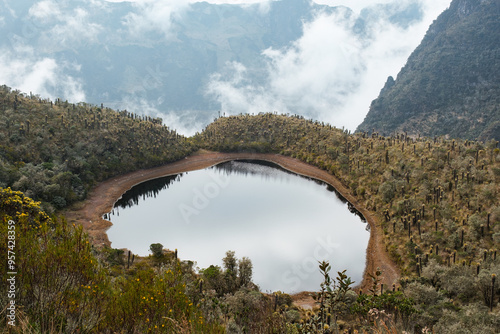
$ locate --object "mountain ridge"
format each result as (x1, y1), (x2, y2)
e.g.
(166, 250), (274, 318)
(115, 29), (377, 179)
(1, 0), (431, 131)
(357, 0), (500, 141)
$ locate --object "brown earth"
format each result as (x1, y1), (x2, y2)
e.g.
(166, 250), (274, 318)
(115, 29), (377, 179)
(64, 150), (400, 307)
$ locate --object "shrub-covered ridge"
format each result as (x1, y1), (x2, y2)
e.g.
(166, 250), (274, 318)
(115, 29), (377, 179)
(196, 113), (500, 277)
(1, 89), (499, 332)
(0, 85), (195, 213)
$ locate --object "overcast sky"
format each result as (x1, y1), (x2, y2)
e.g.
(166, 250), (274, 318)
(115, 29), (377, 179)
(0, 0), (452, 133)
(204, 0), (451, 131)
(103, 0), (452, 131)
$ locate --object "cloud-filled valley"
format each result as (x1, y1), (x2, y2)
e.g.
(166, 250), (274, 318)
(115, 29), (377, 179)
(206, 0), (451, 131)
(0, 0), (451, 135)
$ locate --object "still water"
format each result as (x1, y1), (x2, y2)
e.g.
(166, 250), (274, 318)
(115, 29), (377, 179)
(107, 160), (370, 293)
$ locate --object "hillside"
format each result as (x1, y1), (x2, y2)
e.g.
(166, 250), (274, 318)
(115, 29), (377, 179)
(196, 113), (500, 330)
(0, 88), (499, 332)
(197, 113), (500, 276)
(0, 0), (432, 131)
(357, 0), (500, 141)
(0, 86), (195, 214)
(0, 0), (330, 119)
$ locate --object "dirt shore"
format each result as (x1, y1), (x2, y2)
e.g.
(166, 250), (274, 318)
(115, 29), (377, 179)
(65, 150), (399, 296)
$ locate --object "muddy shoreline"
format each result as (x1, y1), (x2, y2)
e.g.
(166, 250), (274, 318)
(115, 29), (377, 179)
(64, 150), (399, 293)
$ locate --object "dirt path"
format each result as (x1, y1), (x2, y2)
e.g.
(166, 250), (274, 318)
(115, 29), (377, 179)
(65, 150), (399, 300)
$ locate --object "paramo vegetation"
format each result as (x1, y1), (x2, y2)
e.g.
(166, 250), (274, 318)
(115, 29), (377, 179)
(195, 113), (500, 331)
(0, 188), (225, 333)
(0, 87), (499, 332)
(196, 113), (500, 278)
(0, 85), (195, 214)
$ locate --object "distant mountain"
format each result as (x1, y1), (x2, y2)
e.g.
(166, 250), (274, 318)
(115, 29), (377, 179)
(0, 0), (334, 124)
(0, 0), (427, 132)
(357, 0), (500, 141)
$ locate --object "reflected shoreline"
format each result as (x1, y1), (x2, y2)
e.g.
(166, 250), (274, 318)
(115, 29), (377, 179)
(109, 159), (367, 224)
(67, 151), (400, 292)
(106, 159), (370, 292)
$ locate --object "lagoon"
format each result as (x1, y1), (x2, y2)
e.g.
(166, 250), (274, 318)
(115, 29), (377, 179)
(106, 160), (369, 293)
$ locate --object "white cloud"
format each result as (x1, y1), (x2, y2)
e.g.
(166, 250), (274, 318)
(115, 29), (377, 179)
(206, 10), (364, 121)
(1, 0), (17, 18)
(106, 0), (272, 3)
(315, 0), (394, 13)
(122, 0), (192, 40)
(206, 0), (451, 131)
(207, 62), (288, 115)
(121, 0), (276, 41)
(27, 1), (103, 52)
(108, 95), (204, 136)
(0, 1), (97, 102)
(28, 0), (62, 21)
(264, 11), (364, 113)
(51, 7), (102, 45)
(3, 0), (452, 133)
(161, 112), (205, 136)
(0, 47), (86, 102)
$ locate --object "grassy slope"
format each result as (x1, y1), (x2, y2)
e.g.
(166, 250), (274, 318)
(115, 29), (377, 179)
(0, 85), (196, 213)
(197, 113), (500, 275)
(1, 87), (499, 331)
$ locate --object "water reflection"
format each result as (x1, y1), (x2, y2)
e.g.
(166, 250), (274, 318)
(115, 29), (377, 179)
(106, 161), (370, 293)
(115, 174), (183, 209)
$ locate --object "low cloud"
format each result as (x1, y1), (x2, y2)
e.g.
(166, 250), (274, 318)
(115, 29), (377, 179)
(1, 0), (17, 18)
(1, 0), (451, 134)
(122, 0), (191, 40)
(0, 0), (99, 102)
(107, 95), (204, 136)
(0, 46), (85, 102)
(207, 61), (287, 116)
(28, 0), (62, 20)
(120, 0), (275, 40)
(106, 0), (273, 4)
(28, 2), (103, 52)
(206, 0), (451, 131)
(316, 0), (395, 13)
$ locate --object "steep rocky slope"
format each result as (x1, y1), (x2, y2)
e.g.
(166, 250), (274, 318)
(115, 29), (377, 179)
(357, 0), (500, 141)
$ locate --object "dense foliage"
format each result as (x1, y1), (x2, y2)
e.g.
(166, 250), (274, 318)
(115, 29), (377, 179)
(2, 184), (496, 332)
(197, 113), (500, 279)
(0, 85), (195, 213)
(357, 0), (500, 141)
(0, 188), (224, 332)
(0, 85), (499, 331)
(195, 113), (500, 331)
